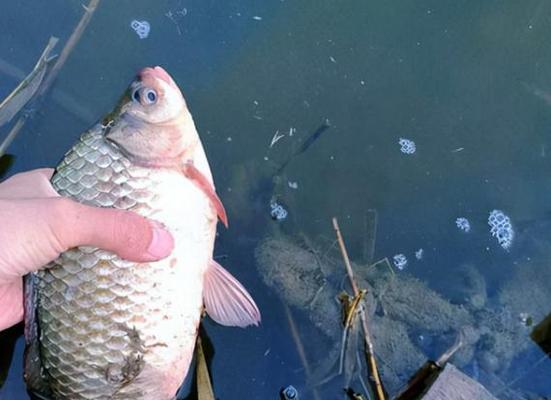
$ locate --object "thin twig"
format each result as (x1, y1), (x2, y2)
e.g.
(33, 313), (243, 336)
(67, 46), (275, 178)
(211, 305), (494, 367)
(0, 36), (58, 127)
(332, 217), (386, 400)
(362, 209), (378, 264)
(39, 0), (101, 96)
(283, 303), (322, 400)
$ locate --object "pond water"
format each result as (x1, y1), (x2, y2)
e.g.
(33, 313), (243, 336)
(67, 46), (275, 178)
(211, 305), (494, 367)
(1, 0), (551, 399)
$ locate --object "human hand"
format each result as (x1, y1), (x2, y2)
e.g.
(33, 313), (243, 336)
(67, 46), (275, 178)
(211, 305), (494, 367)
(0, 168), (174, 331)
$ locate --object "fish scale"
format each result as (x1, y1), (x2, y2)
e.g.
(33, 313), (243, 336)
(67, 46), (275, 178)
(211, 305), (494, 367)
(31, 126), (207, 399)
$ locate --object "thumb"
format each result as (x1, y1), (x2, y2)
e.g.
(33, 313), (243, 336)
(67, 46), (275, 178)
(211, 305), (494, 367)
(51, 198), (174, 262)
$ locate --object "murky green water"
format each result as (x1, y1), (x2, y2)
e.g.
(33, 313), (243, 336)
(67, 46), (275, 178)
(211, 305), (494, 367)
(1, 1), (551, 399)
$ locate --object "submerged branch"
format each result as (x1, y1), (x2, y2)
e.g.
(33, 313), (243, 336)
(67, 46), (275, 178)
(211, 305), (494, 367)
(332, 217), (386, 400)
(283, 303), (322, 400)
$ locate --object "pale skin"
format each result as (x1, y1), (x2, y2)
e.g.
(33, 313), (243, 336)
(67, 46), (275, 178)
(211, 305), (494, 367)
(0, 168), (174, 331)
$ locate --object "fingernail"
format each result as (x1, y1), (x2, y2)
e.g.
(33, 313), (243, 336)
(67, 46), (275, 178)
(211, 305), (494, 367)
(146, 221), (174, 260)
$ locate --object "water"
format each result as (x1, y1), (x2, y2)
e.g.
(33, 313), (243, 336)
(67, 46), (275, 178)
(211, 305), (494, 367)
(1, 0), (551, 398)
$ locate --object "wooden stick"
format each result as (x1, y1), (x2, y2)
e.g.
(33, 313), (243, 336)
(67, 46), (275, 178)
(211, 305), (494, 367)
(196, 333), (215, 400)
(332, 217), (386, 400)
(39, 0), (101, 96)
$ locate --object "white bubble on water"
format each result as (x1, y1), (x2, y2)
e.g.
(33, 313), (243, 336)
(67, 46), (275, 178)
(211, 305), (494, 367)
(130, 20), (150, 39)
(398, 138), (416, 154)
(488, 209), (514, 249)
(270, 202), (288, 221)
(456, 217), (471, 233)
(393, 253), (408, 270)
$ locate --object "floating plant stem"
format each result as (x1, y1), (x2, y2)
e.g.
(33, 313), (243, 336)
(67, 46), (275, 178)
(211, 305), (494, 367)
(0, 36), (58, 128)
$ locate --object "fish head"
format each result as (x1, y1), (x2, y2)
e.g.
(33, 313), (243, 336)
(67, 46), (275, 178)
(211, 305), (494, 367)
(104, 66), (199, 166)
(126, 66), (185, 124)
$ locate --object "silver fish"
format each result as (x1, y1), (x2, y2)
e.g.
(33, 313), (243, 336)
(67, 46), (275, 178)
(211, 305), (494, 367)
(24, 66), (260, 400)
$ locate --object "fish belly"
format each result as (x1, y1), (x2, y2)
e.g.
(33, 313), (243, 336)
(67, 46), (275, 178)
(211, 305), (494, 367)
(30, 127), (214, 399)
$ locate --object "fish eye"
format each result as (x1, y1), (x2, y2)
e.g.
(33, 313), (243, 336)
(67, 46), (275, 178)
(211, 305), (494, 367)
(144, 89), (157, 104)
(132, 89), (140, 102)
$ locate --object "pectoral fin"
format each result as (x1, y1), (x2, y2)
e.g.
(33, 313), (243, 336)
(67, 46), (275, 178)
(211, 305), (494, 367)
(181, 163), (228, 228)
(203, 260), (261, 328)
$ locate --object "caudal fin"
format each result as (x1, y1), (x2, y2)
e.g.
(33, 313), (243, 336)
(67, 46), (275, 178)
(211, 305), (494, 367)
(203, 260), (260, 327)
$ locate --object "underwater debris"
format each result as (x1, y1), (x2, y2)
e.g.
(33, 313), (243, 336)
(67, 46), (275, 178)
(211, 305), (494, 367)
(455, 217), (471, 233)
(288, 181), (298, 189)
(518, 312), (532, 327)
(398, 138), (416, 154)
(130, 20), (150, 39)
(255, 235), (483, 395)
(392, 254), (408, 270)
(270, 130), (285, 147)
(344, 387), (366, 399)
(415, 249), (424, 260)
(270, 201), (288, 220)
(488, 210), (514, 249)
(280, 385), (298, 399)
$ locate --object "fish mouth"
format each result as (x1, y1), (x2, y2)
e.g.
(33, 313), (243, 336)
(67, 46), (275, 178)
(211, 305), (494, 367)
(138, 66), (176, 88)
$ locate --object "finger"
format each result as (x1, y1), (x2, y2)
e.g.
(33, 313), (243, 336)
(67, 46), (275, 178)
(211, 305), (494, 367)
(50, 198), (174, 262)
(0, 281), (23, 331)
(0, 169), (58, 199)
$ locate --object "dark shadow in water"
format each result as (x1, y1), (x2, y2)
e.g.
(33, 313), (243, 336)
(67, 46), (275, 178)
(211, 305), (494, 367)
(0, 154), (15, 180)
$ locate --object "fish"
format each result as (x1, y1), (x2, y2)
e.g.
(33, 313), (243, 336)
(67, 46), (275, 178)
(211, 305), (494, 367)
(24, 66), (261, 400)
